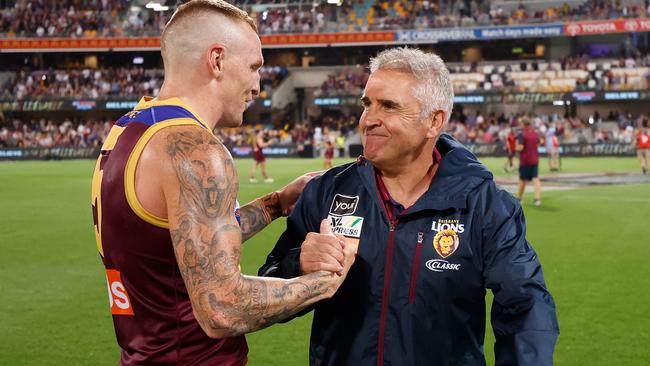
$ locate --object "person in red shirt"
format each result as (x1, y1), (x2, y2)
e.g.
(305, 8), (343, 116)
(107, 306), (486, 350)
(516, 119), (542, 206)
(249, 128), (274, 183)
(636, 126), (650, 175)
(504, 129), (517, 172)
(324, 138), (335, 169)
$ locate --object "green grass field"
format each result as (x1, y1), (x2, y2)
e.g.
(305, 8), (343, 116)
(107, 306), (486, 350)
(1, 157), (649, 365)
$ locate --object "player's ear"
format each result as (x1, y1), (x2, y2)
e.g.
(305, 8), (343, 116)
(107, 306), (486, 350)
(207, 44), (226, 79)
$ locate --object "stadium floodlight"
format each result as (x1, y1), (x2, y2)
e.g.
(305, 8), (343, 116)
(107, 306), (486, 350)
(145, 2), (160, 9)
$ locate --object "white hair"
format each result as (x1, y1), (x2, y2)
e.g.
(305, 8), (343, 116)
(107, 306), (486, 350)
(369, 47), (454, 123)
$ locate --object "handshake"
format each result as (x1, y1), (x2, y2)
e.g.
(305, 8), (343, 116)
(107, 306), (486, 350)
(301, 219), (358, 297)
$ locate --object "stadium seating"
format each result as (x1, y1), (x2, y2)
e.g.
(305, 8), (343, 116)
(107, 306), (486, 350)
(1, 66), (287, 100)
(316, 56), (650, 95)
(2, 0), (647, 37)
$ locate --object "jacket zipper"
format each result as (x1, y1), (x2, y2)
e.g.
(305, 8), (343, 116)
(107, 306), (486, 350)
(377, 220), (396, 366)
(408, 231), (424, 304)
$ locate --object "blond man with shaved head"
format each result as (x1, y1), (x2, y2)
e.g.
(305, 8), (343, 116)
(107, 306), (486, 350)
(91, 1), (356, 364)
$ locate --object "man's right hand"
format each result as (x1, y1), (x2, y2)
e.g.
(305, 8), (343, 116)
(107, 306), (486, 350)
(300, 219), (354, 276)
(314, 219), (357, 298)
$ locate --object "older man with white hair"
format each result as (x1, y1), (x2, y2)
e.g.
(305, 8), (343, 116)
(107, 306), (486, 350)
(261, 47), (559, 366)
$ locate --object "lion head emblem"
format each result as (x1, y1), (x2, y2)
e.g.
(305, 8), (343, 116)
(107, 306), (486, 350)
(433, 229), (459, 258)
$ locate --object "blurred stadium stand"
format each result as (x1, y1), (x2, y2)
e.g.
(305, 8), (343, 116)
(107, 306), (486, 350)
(2, 0), (648, 37)
(0, 0), (649, 158)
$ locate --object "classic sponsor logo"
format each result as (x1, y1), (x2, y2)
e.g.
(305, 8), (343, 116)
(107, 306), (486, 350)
(329, 194), (359, 216)
(328, 215), (364, 238)
(425, 259), (461, 273)
(106, 269), (134, 315)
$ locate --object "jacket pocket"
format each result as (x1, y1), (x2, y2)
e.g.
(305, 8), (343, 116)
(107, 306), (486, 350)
(408, 231), (424, 304)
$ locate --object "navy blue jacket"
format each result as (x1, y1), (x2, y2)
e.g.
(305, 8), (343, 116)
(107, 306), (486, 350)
(260, 134), (559, 366)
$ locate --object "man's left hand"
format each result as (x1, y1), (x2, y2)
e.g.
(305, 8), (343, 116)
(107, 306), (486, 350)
(276, 171), (323, 216)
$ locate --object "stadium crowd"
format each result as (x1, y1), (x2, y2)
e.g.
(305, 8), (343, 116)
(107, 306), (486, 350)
(2, 0), (649, 37)
(1, 66), (287, 100)
(2, 111), (647, 150)
(317, 54), (650, 96)
(0, 118), (111, 148)
(347, 0), (650, 32)
(447, 111), (648, 145)
(0, 0), (166, 37)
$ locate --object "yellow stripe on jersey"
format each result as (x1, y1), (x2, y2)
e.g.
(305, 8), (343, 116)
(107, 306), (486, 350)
(124, 118), (209, 229)
(102, 125), (126, 151)
(92, 125), (127, 257)
(91, 157), (105, 257)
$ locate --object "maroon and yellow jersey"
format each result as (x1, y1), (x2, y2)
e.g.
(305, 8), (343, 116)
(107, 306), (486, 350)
(91, 97), (247, 365)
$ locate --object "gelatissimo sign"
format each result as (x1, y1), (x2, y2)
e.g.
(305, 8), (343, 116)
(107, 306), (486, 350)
(0, 100), (65, 112)
(0, 147), (100, 160)
(228, 145), (299, 158)
(0, 99), (139, 111)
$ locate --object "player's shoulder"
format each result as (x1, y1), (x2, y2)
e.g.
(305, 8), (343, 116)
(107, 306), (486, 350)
(145, 124), (229, 169)
(151, 124), (220, 149)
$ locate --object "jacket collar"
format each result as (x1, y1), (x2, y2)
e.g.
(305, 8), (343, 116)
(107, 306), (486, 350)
(356, 134), (493, 215)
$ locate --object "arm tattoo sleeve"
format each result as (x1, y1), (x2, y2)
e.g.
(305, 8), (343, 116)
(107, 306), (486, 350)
(239, 192), (282, 242)
(165, 129), (335, 337)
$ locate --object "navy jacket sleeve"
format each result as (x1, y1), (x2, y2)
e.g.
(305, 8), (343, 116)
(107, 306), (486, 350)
(480, 185), (559, 366)
(258, 178), (322, 279)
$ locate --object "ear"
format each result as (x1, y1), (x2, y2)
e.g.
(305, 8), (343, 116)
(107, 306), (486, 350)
(425, 110), (446, 139)
(207, 44), (226, 79)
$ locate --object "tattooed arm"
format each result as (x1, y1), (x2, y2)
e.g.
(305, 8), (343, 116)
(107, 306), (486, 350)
(156, 125), (355, 338)
(239, 172), (320, 242)
(238, 192), (280, 242)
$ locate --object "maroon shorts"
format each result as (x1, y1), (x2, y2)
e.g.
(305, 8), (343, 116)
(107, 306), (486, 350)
(325, 148), (334, 159)
(253, 149), (265, 163)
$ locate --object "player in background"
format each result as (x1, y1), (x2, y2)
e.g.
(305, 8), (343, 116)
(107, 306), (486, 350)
(635, 125), (650, 175)
(517, 119), (542, 206)
(323, 138), (334, 169)
(546, 124), (560, 172)
(504, 127), (517, 172)
(249, 128), (274, 183)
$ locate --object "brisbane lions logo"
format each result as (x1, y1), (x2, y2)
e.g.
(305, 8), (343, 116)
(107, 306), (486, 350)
(433, 229), (459, 258)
